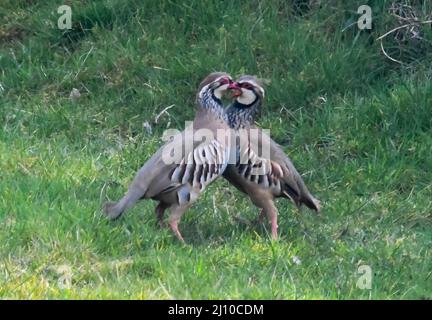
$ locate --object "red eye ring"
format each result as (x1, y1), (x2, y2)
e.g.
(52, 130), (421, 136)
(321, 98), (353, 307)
(240, 82), (253, 89)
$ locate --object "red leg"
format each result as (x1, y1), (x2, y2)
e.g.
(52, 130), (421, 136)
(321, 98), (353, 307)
(168, 205), (188, 244)
(262, 202), (279, 240)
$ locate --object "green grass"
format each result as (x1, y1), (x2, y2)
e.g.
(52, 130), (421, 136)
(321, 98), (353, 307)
(1, 0), (431, 299)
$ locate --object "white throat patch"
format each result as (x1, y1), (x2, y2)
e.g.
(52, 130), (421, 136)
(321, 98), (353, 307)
(213, 83), (229, 99)
(236, 89), (256, 105)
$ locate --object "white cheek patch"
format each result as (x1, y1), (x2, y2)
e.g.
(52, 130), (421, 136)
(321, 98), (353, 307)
(213, 83), (229, 99)
(237, 89), (256, 105)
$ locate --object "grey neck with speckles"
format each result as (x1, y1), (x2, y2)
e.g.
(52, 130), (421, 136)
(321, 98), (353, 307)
(225, 100), (261, 130)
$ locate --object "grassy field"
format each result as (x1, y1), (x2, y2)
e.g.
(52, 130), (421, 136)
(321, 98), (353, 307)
(1, 0), (431, 299)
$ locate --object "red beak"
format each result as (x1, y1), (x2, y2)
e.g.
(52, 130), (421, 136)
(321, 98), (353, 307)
(228, 82), (242, 97)
(228, 82), (239, 90)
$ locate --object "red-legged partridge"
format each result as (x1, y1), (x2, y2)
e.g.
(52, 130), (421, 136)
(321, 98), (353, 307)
(223, 75), (321, 240)
(104, 72), (238, 243)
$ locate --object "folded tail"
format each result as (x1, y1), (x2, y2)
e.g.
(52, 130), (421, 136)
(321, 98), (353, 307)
(103, 186), (146, 219)
(301, 193), (321, 212)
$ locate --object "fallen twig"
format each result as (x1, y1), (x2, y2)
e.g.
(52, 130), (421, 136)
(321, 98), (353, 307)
(154, 104), (175, 124)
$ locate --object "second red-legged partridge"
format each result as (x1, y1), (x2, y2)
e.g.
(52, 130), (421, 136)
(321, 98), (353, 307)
(223, 75), (321, 240)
